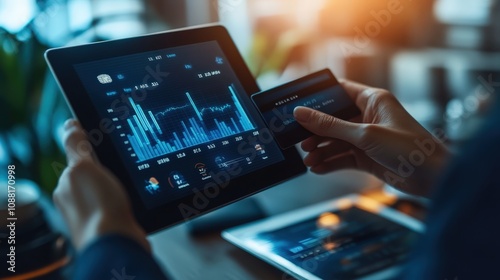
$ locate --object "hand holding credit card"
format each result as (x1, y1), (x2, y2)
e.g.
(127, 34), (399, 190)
(251, 69), (360, 149)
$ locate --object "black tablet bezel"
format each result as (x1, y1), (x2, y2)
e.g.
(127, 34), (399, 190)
(45, 25), (306, 233)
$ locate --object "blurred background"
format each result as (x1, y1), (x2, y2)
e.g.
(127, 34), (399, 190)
(1, 0), (500, 195)
(1, 0), (499, 278)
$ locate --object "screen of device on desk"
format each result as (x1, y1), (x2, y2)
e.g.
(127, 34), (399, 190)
(74, 41), (284, 209)
(256, 206), (419, 279)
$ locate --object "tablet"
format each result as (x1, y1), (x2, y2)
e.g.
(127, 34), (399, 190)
(45, 25), (306, 233)
(222, 194), (424, 280)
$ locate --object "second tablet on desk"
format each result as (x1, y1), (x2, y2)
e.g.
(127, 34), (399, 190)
(251, 69), (360, 149)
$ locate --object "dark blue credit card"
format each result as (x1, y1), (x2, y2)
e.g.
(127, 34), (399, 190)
(251, 69), (360, 149)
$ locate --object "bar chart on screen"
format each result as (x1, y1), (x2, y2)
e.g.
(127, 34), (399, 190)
(124, 85), (255, 162)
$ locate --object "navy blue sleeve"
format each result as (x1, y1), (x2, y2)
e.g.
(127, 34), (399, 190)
(405, 98), (500, 279)
(74, 234), (169, 280)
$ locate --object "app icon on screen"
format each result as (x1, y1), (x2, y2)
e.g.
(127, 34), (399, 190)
(97, 74), (113, 84)
(168, 171), (190, 189)
(145, 177), (160, 194)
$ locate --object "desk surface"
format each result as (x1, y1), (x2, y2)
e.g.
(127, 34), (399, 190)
(149, 170), (383, 280)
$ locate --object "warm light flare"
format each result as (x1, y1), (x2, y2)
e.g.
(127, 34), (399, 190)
(323, 242), (337, 251)
(357, 196), (383, 213)
(317, 212), (341, 228)
(334, 198), (354, 210)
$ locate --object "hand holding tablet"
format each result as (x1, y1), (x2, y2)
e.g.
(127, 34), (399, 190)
(45, 25), (360, 233)
(45, 25), (306, 233)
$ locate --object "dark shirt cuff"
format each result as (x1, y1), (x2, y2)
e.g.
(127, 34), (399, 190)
(74, 234), (169, 280)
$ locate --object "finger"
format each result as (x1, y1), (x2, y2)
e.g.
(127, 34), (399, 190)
(309, 153), (358, 175)
(338, 79), (370, 99)
(294, 106), (364, 145)
(339, 79), (395, 116)
(338, 79), (374, 111)
(63, 119), (94, 166)
(303, 140), (355, 167)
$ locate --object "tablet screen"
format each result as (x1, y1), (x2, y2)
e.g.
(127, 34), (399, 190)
(73, 41), (284, 209)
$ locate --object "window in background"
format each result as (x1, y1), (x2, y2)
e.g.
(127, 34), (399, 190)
(221, 0), (500, 145)
(90, 0), (146, 39)
(435, 0), (494, 26)
(67, 0), (92, 32)
(434, 0), (500, 50)
(0, 0), (154, 196)
(218, 0), (252, 63)
(391, 0), (500, 142)
(242, 0), (330, 88)
(0, 0), (37, 33)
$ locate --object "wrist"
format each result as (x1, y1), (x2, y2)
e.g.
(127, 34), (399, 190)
(96, 211), (150, 252)
(411, 142), (452, 198)
(75, 211), (149, 252)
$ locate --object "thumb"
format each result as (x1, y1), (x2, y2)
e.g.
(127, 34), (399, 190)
(62, 119), (94, 167)
(293, 106), (363, 145)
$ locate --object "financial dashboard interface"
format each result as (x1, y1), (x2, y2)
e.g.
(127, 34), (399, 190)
(74, 41), (284, 208)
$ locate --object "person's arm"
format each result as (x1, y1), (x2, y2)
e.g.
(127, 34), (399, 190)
(54, 119), (148, 250)
(294, 80), (451, 197)
(74, 234), (168, 280)
(54, 120), (168, 279)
